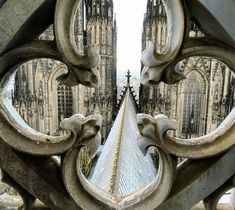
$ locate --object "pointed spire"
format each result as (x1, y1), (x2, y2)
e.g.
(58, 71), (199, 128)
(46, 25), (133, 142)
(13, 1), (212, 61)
(125, 70), (132, 85)
(147, 0), (151, 12)
(146, 0), (152, 19)
(113, 12), (117, 30)
(90, 80), (156, 195)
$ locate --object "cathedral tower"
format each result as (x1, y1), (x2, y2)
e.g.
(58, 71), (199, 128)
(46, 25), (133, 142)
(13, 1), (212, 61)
(83, 0), (117, 140)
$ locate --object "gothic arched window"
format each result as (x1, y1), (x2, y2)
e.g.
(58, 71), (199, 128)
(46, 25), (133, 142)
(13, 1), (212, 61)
(57, 82), (73, 121)
(181, 71), (203, 137)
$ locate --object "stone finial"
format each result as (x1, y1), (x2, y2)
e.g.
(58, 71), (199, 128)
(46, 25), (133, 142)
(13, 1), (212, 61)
(137, 113), (177, 155)
(60, 114), (102, 158)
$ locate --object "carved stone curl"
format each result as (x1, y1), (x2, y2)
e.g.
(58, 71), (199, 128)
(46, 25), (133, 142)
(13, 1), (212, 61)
(141, 0), (185, 85)
(138, 105), (235, 159)
(54, 0), (100, 87)
(61, 114), (105, 210)
(0, 41), (81, 155)
(61, 113), (176, 210)
(137, 114), (178, 152)
(139, 37), (235, 159)
(60, 114), (102, 159)
(0, 18), (101, 155)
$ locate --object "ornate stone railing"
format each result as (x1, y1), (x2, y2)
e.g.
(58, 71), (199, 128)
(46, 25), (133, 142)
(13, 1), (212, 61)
(0, 0), (235, 210)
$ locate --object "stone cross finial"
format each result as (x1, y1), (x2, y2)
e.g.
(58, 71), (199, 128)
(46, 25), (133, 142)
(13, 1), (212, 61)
(125, 70), (132, 85)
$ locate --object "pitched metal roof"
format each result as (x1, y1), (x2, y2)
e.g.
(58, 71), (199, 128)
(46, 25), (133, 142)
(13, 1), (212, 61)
(90, 85), (157, 196)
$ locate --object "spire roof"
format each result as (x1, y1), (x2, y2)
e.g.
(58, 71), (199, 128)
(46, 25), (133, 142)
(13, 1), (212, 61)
(90, 71), (156, 196)
(117, 71), (138, 111)
(125, 69), (131, 85)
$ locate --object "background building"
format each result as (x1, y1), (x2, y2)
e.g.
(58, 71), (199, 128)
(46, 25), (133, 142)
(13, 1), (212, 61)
(12, 0), (117, 141)
(139, 0), (235, 138)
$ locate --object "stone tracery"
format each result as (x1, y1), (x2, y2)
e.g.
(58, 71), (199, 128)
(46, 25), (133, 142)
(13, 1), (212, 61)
(0, 0), (235, 210)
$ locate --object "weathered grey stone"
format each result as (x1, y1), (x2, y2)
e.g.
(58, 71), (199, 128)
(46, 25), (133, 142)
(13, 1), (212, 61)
(187, 0), (235, 48)
(155, 146), (235, 210)
(0, 0), (6, 8)
(54, 0), (100, 87)
(0, 140), (80, 210)
(140, 0), (185, 85)
(203, 175), (235, 210)
(1, 170), (36, 210)
(1, 0), (235, 209)
(0, 0), (56, 55)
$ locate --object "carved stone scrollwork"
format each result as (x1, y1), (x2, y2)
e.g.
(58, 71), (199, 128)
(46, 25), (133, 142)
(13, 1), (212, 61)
(0, 42), (81, 155)
(137, 113), (178, 152)
(54, 0), (100, 87)
(141, 41), (186, 85)
(0, 1), (100, 155)
(141, 0), (185, 85)
(173, 37), (235, 74)
(61, 114), (105, 210)
(0, 0), (101, 208)
(0, 0), (100, 155)
(137, 110), (235, 159)
(61, 113), (176, 210)
(1, 0), (235, 209)
(60, 114), (102, 159)
(136, 114), (235, 209)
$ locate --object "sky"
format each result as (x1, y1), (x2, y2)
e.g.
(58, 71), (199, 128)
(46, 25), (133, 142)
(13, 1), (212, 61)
(113, 0), (147, 78)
